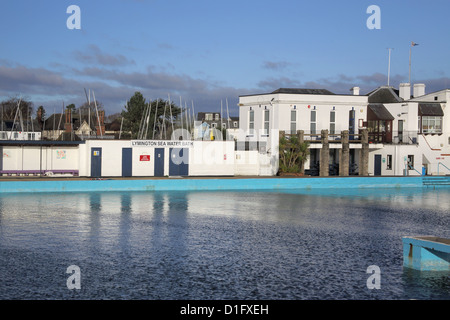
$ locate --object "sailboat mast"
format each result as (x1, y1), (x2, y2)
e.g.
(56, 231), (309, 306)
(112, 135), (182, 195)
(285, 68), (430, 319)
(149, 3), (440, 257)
(10, 98), (22, 139)
(185, 101), (189, 135)
(168, 94), (174, 138)
(220, 100), (223, 130)
(180, 96), (184, 137)
(119, 116), (123, 140)
(92, 91), (102, 138)
(144, 102), (151, 139)
(162, 100), (167, 140)
(152, 99), (159, 140)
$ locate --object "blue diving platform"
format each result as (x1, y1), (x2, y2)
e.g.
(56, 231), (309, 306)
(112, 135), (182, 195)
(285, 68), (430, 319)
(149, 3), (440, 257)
(402, 236), (450, 271)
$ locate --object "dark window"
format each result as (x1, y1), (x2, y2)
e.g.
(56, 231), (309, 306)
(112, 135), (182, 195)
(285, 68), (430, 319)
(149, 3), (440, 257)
(387, 155), (392, 170)
(407, 155), (414, 169)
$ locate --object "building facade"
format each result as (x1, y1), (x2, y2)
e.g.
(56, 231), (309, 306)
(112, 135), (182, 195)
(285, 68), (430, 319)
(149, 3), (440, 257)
(238, 84), (450, 176)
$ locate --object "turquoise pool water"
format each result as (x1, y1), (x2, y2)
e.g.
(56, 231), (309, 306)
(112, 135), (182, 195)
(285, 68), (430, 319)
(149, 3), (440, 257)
(0, 187), (448, 299)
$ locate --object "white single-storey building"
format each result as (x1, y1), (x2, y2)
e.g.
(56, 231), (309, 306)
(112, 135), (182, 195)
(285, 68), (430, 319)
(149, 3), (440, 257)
(0, 139), (246, 178)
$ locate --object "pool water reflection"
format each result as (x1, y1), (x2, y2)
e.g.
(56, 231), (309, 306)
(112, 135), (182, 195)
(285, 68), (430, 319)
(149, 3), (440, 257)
(0, 188), (448, 299)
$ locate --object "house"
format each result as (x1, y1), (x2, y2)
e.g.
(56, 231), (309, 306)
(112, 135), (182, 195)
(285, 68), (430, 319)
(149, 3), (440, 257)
(194, 112), (239, 141)
(42, 108), (111, 140)
(197, 112), (239, 130)
(367, 83), (449, 176)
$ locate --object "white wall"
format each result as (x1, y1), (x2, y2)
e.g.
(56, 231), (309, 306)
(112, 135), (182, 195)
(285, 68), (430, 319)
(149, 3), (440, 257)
(368, 146), (423, 176)
(234, 150), (259, 176)
(1, 146), (78, 173)
(81, 140), (132, 177)
(239, 93), (368, 134)
(81, 140), (236, 177)
(189, 141), (235, 176)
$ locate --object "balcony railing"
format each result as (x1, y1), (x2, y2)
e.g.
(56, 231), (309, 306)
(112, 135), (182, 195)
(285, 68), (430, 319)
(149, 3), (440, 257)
(285, 130), (419, 145)
(368, 131), (418, 145)
(285, 130), (362, 142)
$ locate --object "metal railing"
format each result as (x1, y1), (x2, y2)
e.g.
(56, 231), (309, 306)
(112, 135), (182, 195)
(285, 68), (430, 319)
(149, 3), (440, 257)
(368, 131), (418, 145)
(437, 162), (450, 175)
(285, 131), (362, 143)
(286, 130), (419, 145)
(407, 164), (422, 176)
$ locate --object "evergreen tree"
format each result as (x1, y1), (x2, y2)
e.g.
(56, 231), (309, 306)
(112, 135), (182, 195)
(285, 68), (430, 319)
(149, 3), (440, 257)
(121, 92), (181, 139)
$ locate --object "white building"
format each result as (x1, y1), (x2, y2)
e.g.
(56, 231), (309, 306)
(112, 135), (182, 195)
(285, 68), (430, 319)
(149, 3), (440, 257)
(368, 83), (450, 176)
(238, 88), (370, 175)
(238, 84), (450, 176)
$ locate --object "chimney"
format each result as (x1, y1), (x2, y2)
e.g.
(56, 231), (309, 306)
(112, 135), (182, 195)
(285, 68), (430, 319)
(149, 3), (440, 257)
(413, 83), (425, 98)
(96, 110), (105, 136)
(350, 87), (360, 95)
(399, 83), (411, 100)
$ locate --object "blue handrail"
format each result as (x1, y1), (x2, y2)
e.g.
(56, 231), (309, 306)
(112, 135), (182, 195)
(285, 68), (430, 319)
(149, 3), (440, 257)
(408, 164), (422, 176)
(437, 162), (450, 175)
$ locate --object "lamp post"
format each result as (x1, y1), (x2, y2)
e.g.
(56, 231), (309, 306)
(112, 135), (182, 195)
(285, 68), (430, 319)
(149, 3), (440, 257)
(387, 48), (393, 86)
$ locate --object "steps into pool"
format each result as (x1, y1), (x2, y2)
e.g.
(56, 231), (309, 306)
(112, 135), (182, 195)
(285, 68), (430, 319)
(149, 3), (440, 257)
(423, 176), (450, 187)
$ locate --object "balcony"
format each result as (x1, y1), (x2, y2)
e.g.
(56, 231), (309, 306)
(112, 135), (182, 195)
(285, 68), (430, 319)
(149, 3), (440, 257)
(368, 130), (418, 145)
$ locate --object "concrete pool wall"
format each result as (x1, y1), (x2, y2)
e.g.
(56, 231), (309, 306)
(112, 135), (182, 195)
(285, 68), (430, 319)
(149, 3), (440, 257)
(0, 176), (426, 194)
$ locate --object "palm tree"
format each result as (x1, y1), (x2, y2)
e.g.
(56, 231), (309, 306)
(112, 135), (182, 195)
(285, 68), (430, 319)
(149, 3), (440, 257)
(279, 135), (310, 174)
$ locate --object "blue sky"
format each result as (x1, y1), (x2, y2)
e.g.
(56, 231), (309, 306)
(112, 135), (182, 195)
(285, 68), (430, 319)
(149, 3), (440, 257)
(1, 0), (449, 116)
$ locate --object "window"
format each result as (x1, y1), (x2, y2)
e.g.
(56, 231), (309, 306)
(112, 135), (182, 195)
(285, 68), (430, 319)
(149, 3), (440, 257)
(222, 123), (226, 129)
(290, 110), (296, 134)
(263, 110), (270, 135)
(422, 116), (442, 134)
(407, 155), (414, 169)
(330, 111), (336, 134)
(215, 113), (220, 120)
(249, 110), (254, 135)
(14, 132), (18, 139)
(211, 123), (217, 128)
(310, 110), (316, 134)
(233, 121), (238, 128)
(387, 155), (392, 170)
(205, 113), (213, 121)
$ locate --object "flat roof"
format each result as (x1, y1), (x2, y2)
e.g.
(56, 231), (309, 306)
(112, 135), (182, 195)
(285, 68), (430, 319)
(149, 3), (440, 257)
(0, 140), (85, 146)
(239, 87), (359, 98)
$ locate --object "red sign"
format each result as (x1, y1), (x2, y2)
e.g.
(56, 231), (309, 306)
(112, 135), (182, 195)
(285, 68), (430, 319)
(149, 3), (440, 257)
(140, 155), (150, 161)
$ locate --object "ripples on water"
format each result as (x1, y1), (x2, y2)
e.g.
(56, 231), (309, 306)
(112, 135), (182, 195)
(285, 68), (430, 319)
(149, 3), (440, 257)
(0, 187), (448, 300)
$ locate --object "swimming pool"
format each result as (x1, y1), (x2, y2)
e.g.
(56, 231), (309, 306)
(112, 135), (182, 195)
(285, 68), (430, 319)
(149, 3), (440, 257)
(0, 187), (448, 300)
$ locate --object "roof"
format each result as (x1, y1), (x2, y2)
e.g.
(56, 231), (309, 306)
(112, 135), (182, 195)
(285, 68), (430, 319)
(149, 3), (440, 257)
(0, 140), (84, 146)
(367, 104), (395, 121)
(43, 114), (65, 130)
(271, 88), (335, 95)
(1, 119), (42, 131)
(367, 86), (401, 103)
(419, 103), (444, 116)
(43, 113), (97, 131)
